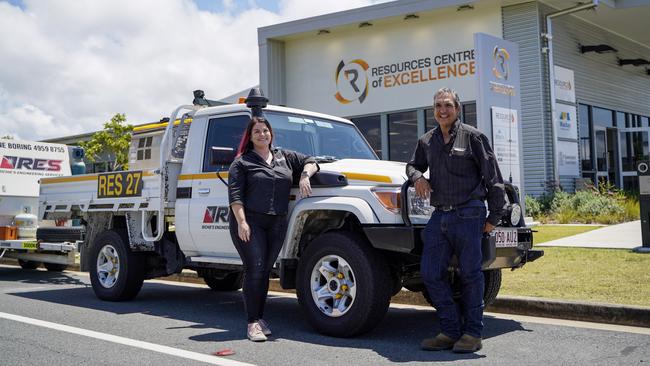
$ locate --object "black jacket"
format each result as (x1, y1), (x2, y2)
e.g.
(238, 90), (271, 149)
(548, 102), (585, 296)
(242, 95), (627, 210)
(228, 148), (318, 215)
(406, 120), (505, 225)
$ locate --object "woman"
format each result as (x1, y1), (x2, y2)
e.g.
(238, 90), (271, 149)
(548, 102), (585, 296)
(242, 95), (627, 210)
(228, 116), (318, 342)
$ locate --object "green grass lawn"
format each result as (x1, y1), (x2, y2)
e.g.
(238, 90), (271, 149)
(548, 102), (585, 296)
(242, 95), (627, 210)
(500, 225), (650, 306)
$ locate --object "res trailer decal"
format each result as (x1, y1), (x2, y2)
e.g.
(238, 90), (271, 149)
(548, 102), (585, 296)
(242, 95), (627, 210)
(0, 138), (71, 197)
(1, 156), (62, 171)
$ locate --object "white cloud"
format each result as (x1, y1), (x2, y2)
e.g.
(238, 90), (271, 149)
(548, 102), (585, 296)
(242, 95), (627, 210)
(0, 0), (388, 141)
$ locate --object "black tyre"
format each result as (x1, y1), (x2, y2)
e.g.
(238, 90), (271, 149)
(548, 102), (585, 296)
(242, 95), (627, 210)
(89, 229), (144, 301)
(18, 259), (40, 270)
(43, 263), (69, 272)
(203, 271), (243, 291)
(37, 227), (84, 242)
(296, 231), (392, 337)
(482, 269), (502, 306)
(421, 269), (502, 307)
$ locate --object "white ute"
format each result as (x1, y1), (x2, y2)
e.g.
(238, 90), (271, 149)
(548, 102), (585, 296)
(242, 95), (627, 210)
(37, 90), (542, 337)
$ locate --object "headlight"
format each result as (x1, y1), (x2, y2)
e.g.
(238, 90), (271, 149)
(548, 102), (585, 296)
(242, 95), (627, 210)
(406, 186), (434, 224)
(370, 187), (401, 214)
(509, 203), (522, 226)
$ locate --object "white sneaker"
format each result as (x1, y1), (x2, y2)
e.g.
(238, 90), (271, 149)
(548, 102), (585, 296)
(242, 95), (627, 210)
(258, 319), (272, 336)
(247, 322), (267, 342)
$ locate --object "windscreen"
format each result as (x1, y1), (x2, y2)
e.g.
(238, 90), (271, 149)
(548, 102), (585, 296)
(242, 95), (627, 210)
(265, 112), (377, 160)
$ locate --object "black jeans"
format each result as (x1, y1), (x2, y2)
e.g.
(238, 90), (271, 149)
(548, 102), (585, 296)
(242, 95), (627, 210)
(229, 211), (287, 323)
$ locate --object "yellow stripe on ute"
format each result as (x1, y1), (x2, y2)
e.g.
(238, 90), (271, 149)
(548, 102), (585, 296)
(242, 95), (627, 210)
(341, 172), (392, 183)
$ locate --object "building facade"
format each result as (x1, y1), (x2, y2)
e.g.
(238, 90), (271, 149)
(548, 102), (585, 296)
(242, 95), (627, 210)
(258, 0), (650, 196)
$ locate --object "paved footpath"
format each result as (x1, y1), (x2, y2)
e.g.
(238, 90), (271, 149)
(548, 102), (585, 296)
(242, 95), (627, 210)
(536, 220), (642, 249)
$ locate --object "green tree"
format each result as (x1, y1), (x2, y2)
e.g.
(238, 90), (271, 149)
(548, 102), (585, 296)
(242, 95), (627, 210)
(80, 113), (133, 171)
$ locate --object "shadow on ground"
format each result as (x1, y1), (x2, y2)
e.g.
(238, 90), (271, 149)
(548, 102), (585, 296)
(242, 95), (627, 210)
(1, 266), (531, 363)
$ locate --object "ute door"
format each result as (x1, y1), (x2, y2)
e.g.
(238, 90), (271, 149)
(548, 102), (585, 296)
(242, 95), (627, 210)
(188, 113), (249, 258)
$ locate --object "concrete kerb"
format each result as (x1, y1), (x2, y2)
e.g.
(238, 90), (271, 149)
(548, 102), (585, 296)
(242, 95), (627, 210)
(488, 296), (650, 328)
(2, 259), (649, 328)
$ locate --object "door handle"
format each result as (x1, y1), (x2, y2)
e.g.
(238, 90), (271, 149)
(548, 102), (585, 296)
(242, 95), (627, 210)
(198, 188), (210, 195)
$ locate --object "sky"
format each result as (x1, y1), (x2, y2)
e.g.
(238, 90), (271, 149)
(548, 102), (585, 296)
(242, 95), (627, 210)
(0, 0), (388, 141)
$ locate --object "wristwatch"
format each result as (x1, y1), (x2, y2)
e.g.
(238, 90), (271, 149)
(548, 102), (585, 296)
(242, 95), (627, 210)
(301, 171), (310, 178)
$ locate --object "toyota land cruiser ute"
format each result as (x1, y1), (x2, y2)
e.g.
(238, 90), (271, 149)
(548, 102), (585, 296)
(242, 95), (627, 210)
(37, 89), (543, 337)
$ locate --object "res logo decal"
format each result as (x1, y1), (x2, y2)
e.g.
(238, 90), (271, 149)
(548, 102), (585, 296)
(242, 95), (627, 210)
(203, 206), (229, 224)
(335, 59), (370, 104)
(0, 156), (62, 171)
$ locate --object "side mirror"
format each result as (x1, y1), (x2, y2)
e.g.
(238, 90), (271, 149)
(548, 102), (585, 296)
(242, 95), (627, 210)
(211, 146), (235, 166)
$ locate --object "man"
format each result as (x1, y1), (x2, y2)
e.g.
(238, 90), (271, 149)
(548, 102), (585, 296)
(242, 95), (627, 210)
(406, 87), (504, 353)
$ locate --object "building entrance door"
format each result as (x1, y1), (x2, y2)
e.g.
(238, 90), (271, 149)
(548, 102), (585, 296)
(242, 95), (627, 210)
(594, 127), (619, 186)
(618, 127), (650, 192)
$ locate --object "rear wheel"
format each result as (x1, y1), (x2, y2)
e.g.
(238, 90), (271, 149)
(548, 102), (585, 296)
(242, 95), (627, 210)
(43, 263), (68, 272)
(296, 231), (392, 337)
(18, 259), (40, 270)
(89, 229), (144, 301)
(482, 269), (502, 306)
(203, 271), (244, 291)
(421, 269), (502, 307)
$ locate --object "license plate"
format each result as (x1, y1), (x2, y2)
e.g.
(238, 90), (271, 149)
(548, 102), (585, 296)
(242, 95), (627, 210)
(21, 241), (38, 250)
(493, 228), (518, 248)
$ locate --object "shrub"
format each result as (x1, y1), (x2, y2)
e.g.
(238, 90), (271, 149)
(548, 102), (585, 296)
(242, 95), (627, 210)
(525, 195), (541, 217)
(525, 185), (639, 224)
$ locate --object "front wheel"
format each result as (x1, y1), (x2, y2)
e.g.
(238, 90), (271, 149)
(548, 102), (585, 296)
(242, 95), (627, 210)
(296, 231), (392, 337)
(89, 230), (144, 301)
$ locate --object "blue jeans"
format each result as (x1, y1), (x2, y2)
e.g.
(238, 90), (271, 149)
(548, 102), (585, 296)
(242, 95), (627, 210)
(421, 201), (486, 339)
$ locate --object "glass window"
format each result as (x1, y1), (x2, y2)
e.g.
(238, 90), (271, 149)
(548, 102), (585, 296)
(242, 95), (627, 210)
(136, 136), (155, 161)
(425, 109), (438, 131)
(93, 162), (110, 173)
(581, 173), (596, 186)
(624, 176), (640, 194)
(620, 131), (649, 172)
(642, 116), (649, 127)
(593, 107), (614, 128)
(617, 112), (627, 127)
(462, 102), (477, 127)
(633, 115), (642, 128)
(595, 130), (607, 171)
(203, 114), (250, 172)
(578, 104), (592, 171)
(350, 115), (382, 158)
(388, 111), (418, 162)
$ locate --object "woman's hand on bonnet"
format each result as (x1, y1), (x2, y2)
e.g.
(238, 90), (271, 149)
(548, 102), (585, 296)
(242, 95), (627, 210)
(299, 175), (312, 198)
